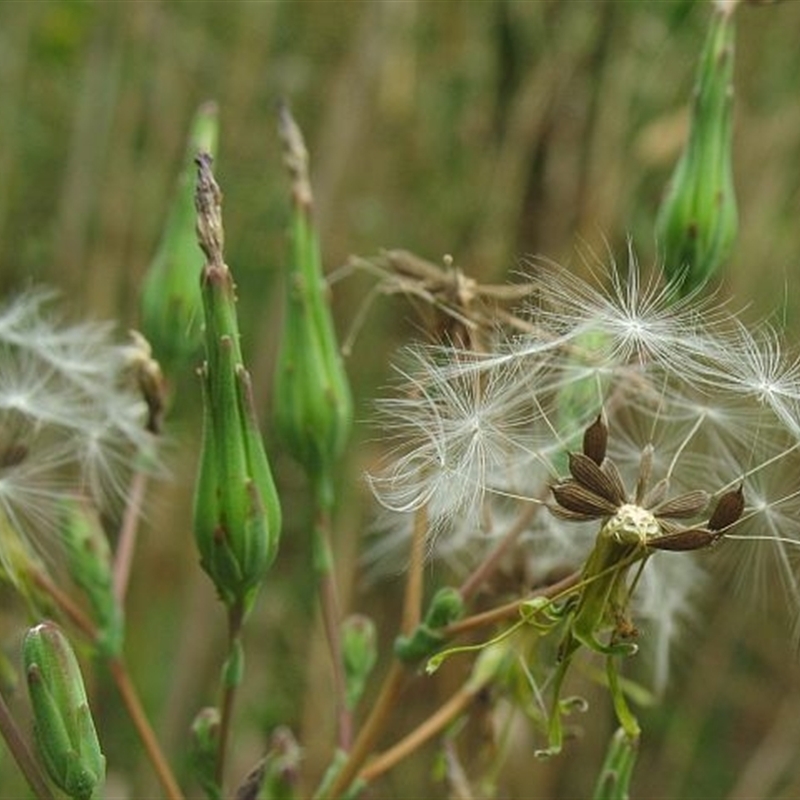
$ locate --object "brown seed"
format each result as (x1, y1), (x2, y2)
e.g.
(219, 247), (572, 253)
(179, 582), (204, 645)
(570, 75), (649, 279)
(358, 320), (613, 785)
(707, 485), (745, 532)
(652, 490), (710, 519)
(648, 527), (716, 552)
(551, 480), (617, 517)
(582, 412), (608, 466)
(569, 452), (626, 505)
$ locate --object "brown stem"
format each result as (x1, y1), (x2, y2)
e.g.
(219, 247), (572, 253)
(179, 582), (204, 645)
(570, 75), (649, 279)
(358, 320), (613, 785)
(112, 469), (149, 605)
(459, 502), (538, 601)
(402, 505), (428, 634)
(108, 657), (185, 800)
(446, 570), (582, 639)
(0, 690), (56, 800)
(345, 570), (582, 792)
(319, 560), (352, 750)
(30, 569), (96, 639)
(323, 662), (407, 799)
(358, 684), (480, 785)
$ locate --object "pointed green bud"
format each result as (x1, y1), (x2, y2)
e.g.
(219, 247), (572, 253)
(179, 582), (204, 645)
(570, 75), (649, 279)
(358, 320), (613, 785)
(23, 622), (105, 800)
(190, 706), (221, 800)
(273, 104), (353, 510)
(61, 497), (124, 658)
(141, 101), (219, 370)
(656, 3), (738, 295)
(394, 587), (464, 663)
(192, 153), (281, 615)
(341, 615), (377, 710)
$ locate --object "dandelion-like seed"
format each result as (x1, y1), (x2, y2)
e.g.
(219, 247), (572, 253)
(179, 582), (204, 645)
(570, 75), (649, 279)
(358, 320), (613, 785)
(369, 246), (800, 690)
(0, 291), (154, 582)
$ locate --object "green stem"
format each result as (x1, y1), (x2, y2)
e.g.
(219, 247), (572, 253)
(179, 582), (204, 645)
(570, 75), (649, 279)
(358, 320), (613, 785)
(313, 504), (352, 750)
(215, 600), (245, 791)
(606, 656), (641, 741)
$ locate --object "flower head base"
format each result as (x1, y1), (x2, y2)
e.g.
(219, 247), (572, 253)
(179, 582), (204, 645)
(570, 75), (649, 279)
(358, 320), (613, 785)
(550, 413), (745, 554)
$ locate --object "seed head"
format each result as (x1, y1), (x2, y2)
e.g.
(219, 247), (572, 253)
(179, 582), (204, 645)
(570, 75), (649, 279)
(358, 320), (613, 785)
(0, 291), (155, 583)
(369, 248), (800, 679)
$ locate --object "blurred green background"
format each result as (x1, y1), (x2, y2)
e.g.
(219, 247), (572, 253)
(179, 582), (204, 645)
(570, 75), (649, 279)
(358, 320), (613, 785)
(1, 1), (800, 798)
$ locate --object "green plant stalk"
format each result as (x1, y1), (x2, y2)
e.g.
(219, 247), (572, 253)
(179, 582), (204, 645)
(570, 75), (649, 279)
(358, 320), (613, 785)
(275, 106), (354, 755)
(214, 600), (245, 791)
(313, 508), (352, 750)
(592, 727), (639, 800)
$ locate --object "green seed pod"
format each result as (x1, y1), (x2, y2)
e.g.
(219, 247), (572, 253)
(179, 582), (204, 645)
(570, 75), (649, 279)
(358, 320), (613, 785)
(61, 497), (124, 659)
(656, 4), (738, 295)
(341, 615), (377, 710)
(272, 104), (353, 510)
(23, 622), (105, 800)
(193, 153), (281, 615)
(141, 101), (219, 370)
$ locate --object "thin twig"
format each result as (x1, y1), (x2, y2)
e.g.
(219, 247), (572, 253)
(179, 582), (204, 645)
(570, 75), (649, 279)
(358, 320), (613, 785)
(459, 502), (538, 602)
(113, 469), (149, 604)
(445, 570), (582, 639)
(322, 662), (407, 800)
(357, 684), (481, 785)
(0, 690), (56, 800)
(108, 657), (185, 800)
(30, 569), (96, 639)
(401, 504), (428, 634)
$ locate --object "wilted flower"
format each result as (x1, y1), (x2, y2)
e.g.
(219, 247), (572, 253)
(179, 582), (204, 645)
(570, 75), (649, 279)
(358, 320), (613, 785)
(368, 246), (800, 682)
(0, 291), (153, 582)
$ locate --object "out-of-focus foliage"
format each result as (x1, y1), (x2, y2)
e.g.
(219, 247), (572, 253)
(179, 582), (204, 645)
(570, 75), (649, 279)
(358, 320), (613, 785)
(0, 2), (799, 798)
